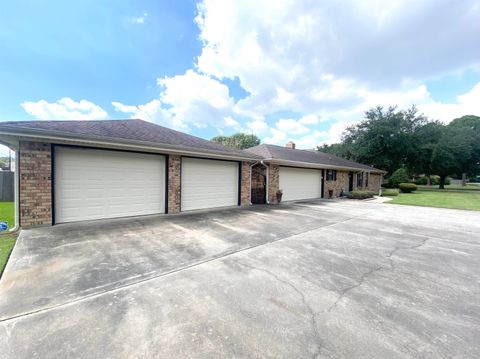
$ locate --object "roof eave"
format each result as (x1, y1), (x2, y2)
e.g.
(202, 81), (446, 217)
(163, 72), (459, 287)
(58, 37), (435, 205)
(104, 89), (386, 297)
(0, 126), (261, 161)
(264, 158), (386, 173)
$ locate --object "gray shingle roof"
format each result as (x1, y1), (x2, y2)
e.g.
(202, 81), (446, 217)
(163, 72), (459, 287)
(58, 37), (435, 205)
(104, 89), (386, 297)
(0, 119), (261, 159)
(244, 144), (385, 173)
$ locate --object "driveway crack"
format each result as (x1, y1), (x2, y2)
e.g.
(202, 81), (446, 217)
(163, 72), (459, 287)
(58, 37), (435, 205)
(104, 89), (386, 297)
(234, 260), (328, 359)
(326, 235), (432, 313)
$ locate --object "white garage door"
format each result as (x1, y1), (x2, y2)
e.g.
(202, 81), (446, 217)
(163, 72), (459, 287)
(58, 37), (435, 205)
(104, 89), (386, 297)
(279, 166), (322, 201)
(55, 147), (165, 223)
(181, 157), (239, 211)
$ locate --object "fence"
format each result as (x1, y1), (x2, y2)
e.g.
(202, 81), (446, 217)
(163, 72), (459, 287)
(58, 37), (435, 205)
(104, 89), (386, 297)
(0, 171), (14, 202)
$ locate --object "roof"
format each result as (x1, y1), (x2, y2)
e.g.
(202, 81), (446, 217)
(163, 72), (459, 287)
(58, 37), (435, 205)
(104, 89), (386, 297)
(0, 119), (261, 160)
(244, 144), (385, 173)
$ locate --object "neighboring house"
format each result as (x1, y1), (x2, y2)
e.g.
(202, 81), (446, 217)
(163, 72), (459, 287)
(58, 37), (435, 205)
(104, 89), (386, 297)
(244, 142), (385, 204)
(0, 119), (384, 228)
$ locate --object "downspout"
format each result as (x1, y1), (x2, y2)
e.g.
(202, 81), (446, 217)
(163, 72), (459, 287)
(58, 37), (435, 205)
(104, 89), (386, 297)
(13, 150), (19, 232)
(5, 148), (20, 234)
(260, 160), (269, 204)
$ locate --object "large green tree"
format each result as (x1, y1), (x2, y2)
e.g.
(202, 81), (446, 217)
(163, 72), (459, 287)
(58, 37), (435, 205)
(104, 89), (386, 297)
(322, 106), (427, 174)
(211, 133), (261, 149)
(448, 115), (480, 178)
(430, 126), (475, 189)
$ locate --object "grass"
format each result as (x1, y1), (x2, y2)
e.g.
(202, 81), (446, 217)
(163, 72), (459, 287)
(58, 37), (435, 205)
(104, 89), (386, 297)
(0, 201), (14, 230)
(417, 184), (480, 192)
(0, 236), (16, 276)
(388, 189), (480, 211)
(0, 201), (16, 277)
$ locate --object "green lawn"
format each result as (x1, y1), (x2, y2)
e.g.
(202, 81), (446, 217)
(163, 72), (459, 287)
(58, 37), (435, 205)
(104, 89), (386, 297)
(388, 190), (480, 211)
(0, 202), (16, 277)
(0, 236), (16, 277)
(417, 184), (480, 192)
(0, 201), (14, 230)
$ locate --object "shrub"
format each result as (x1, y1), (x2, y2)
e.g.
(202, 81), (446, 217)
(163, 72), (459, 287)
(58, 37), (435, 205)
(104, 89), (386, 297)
(381, 188), (399, 197)
(388, 168), (409, 188)
(347, 190), (375, 200)
(399, 183), (417, 193)
(415, 176), (428, 185)
(414, 175), (450, 186)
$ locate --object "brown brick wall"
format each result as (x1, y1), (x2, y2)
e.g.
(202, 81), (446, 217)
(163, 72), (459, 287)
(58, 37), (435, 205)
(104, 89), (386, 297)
(167, 155), (181, 213)
(366, 173), (382, 194)
(324, 170), (349, 198)
(240, 161), (251, 205)
(19, 141), (52, 227)
(267, 164), (280, 203)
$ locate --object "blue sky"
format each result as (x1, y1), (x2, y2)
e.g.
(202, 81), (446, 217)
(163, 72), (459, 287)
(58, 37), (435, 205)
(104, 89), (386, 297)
(1, 0), (479, 156)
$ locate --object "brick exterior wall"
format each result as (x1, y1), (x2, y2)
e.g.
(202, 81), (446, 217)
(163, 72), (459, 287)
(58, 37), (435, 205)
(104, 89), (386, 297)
(324, 170), (349, 198)
(167, 155), (181, 213)
(366, 173), (382, 194)
(240, 161), (251, 205)
(267, 164), (280, 203)
(19, 141), (52, 227)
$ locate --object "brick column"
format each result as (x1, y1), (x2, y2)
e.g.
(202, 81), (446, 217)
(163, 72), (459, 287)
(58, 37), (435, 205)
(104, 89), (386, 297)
(268, 164), (279, 203)
(19, 141), (52, 227)
(240, 161), (251, 205)
(167, 155), (181, 213)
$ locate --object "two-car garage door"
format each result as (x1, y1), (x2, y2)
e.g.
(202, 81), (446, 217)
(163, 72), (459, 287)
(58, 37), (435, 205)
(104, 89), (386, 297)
(54, 147), (165, 223)
(279, 166), (322, 201)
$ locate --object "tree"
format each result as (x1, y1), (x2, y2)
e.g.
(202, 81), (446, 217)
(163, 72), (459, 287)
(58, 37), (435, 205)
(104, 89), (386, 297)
(448, 115), (480, 183)
(430, 126), (474, 189)
(410, 121), (444, 184)
(388, 168), (409, 188)
(211, 133), (261, 149)
(323, 106), (427, 174)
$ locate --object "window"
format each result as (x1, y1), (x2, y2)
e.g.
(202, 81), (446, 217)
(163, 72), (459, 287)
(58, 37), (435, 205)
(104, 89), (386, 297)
(357, 172), (363, 187)
(326, 169), (337, 181)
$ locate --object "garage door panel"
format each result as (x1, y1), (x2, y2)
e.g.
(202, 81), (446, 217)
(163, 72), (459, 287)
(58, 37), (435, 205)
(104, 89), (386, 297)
(181, 158), (238, 211)
(55, 147), (165, 223)
(279, 167), (322, 201)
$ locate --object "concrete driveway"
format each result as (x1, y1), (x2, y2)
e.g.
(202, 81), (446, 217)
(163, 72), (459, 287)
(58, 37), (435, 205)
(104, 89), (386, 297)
(1, 200), (479, 358)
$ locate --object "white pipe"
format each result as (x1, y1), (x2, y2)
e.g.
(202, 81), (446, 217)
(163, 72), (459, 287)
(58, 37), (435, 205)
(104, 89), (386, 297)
(13, 150), (19, 232)
(260, 160), (270, 204)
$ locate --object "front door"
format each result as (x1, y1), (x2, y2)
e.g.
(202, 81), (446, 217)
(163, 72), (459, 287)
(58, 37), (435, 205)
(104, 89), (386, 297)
(251, 164), (266, 204)
(348, 171), (354, 191)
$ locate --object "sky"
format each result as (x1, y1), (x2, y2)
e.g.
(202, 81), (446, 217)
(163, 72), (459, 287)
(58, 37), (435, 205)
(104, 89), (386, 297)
(0, 0), (479, 157)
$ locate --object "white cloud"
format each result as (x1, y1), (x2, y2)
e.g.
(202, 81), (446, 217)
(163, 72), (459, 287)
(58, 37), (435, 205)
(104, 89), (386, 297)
(21, 97), (109, 121)
(130, 12), (148, 24)
(193, 0), (480, 144)
(113, 69), (237, 131)
(275, 118), (310, 135)
(418, 82), (480, 123)
(27, 1), (477, 152)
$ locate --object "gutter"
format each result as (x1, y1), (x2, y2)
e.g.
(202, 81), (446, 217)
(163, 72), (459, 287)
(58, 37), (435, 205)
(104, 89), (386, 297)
(263, 158), (386, 174)
(0, 127), (261, 162)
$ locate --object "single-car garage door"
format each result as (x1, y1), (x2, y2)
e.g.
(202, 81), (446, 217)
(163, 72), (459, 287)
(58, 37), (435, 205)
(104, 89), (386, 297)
(279, 166), (322, 201)
(181, 157), (239, 211)
(54, 147), (165, 223)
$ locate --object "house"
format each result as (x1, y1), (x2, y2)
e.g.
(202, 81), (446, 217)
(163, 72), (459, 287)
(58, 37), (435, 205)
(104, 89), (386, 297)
(244, 143), (385, 204)
(0, 119), (384, 228)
